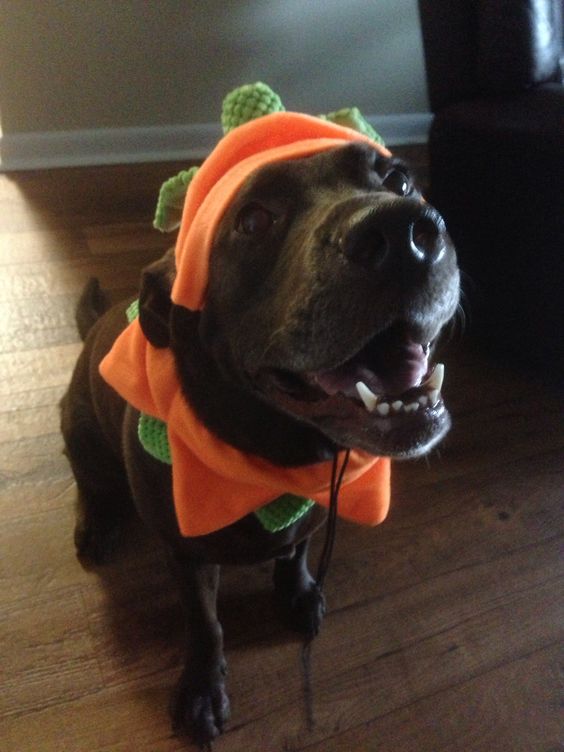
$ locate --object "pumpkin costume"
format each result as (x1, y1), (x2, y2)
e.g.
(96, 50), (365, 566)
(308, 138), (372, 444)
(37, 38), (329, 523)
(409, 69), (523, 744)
(100, 83), (392, 537)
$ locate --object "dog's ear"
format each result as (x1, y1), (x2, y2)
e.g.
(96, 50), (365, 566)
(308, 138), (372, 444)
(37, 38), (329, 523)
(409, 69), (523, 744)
(138, 248), (176, 347)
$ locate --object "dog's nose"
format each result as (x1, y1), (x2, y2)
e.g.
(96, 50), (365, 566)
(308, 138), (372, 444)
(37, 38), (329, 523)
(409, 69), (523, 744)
(340, 200), (446, 269)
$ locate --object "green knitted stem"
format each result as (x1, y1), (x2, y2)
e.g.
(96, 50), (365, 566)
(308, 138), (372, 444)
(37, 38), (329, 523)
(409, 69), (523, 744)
(322, 107), (385, 146)
(153, 166), (199, 232)
(254, 494), (315, 533)
(221, 82), (285, 134)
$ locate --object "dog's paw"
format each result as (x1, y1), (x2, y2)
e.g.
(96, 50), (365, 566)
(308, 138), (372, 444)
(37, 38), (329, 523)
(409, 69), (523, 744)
(277, 582), (327, 640)
(171, 673), (231, 747)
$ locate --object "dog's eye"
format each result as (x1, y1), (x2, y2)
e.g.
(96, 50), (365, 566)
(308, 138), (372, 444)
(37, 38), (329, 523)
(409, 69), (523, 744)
(382, 169), (412, 197)
(236, 204), (275, 235)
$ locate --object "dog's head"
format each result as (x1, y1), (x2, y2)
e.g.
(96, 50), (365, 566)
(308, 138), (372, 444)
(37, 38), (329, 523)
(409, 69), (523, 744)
(142, 142), (459, 460)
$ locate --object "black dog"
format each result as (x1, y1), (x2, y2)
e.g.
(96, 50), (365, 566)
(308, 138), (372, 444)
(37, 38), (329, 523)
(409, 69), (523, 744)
(61, 142), (459, 745)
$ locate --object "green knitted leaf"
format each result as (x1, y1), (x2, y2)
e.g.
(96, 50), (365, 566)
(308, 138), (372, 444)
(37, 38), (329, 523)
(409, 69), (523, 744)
(254, 494), (315, 533)
(221, 82), (285, 134)
(127, 299), (172, 465)
(126, 298), (139, 323)
(322, 107), (385, 146)
(138, 413), (172, 465)
(153, 167), (199, 232)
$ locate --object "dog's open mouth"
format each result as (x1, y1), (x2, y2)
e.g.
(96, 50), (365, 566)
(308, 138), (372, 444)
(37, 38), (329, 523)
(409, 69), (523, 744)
(257, 323), (449, 456)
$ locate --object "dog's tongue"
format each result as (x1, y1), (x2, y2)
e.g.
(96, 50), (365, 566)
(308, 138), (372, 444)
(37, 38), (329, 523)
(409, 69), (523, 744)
(313, 333), (428, 398)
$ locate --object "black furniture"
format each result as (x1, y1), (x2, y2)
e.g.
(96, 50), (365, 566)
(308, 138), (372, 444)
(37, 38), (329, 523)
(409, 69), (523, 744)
(419, 0), (564, 377)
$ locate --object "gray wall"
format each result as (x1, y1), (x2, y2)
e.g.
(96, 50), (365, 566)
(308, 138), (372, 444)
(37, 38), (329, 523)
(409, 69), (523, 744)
(0, 0), (429, 136)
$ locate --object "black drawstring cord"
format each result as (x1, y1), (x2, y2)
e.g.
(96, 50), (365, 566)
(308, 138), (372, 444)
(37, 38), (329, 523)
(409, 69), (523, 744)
(316, 448), (351, 590)
(301, 448), (351, 731)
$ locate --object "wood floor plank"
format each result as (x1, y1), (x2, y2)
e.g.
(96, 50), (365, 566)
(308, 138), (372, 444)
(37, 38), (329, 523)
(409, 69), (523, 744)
(0, 468), (76, 525)
(84, 222), (171, 256)
(0, 294), (85, 353)
(0, 586), (104, 719)
(398, 392), (564, 492)
(0, 254), (157, 303)
(0, 679), (189, 752)
(221, 567), (563, 750)
(0, 162), (191, 231)
(0, 504), (89, 605)
(320, 448), (564, 618)
(297, 642), (564, 752)
(0, 227), (90, 265)
(0, 403), (62, 444)
(0, 342), (82, 397)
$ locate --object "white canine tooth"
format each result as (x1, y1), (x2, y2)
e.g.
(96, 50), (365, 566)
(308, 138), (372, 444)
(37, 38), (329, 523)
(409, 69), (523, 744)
(427, 363), (445, 392)
(376, 402), (390, 416)
(428, 389), (440, 406)
(418, 395), (429, 407)
(404, 402), (419, 413)
(355, 381), (379, 412)
(391, 400), (404, 413)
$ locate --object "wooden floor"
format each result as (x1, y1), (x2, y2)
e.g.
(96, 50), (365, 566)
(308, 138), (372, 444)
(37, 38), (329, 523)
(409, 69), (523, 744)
(0, 155), (563, 752)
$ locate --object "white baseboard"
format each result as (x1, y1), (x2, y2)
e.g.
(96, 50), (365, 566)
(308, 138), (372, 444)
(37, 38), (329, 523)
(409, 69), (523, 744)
(372, 113), (433, 147)
(0, 113), (432, 172)
(0, 123), (222, 171)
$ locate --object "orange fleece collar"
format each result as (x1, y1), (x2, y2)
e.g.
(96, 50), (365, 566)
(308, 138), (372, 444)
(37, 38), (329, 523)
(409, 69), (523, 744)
(100, 320), (390, 536)
(100, 110), (392, 537)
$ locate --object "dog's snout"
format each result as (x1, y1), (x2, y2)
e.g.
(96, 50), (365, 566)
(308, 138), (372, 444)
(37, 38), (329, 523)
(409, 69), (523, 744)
(339, 200), (447, 270)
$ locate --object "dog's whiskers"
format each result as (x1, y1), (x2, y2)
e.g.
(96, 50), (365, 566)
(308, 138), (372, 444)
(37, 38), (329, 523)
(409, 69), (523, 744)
(441, 288), (469, 346)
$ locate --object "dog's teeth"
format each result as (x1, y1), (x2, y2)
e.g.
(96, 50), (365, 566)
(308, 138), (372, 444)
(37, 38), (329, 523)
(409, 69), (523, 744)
(355, 381), (379, 412)
(376, 402), (390, 416)
(418, 395), (429, 407)
(427, 363), (445, 392)
(404, 402), (419, 413)
(428, 389), (440, 406)
(391, 400), (404, 413)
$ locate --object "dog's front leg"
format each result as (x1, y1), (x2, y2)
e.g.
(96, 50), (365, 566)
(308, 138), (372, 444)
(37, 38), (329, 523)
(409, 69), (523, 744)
(274, 537), (326, 639)
(168, 554), (230, 746)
